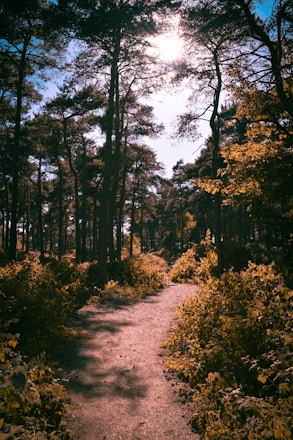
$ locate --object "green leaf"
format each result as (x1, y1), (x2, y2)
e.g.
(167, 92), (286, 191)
(12, 372), (26, 390)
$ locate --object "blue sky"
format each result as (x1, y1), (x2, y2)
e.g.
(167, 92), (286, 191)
(148, 1), (274, 177)
(42, 1), (274, 178)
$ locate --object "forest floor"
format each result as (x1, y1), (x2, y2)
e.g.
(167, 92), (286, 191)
(58, 283), (201, 440)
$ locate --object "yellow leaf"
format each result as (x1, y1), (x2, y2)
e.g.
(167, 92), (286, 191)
(8, 339), (18, 348)
(257, 373), (267, 384)
(0, 418), (4, 429)
(0, 426), (23, 440)
(11, 401), (20, 409)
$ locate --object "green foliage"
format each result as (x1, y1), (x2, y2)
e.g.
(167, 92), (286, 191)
(165, 263), (292, 439)
(0, 259), (76, 356)
(0, 334), (70, 439)
(120, 253), (168, 297)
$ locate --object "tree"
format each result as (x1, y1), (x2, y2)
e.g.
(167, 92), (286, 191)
(176, 1), (246, 271)
(220, 88), (293, 266)
(68, 0), (164, 283)
(126, 144), (162, 256)
(46, 81), (104, 262)
(0, 0), (66, 260)
(229, 0), (293, 118)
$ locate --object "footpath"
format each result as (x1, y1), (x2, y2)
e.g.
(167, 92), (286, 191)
(60, 284), (200, 440)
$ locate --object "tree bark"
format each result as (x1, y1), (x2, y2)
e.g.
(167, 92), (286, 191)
(37, 158), (44, 259)
(9, 33), (31, 260)
(210, 47), (224, 273)
(98, 31), (121, 284)
(116, 134), (128, 262)
(63, 118), (81, 263)
(57, 159), (64, 261)
(80, 137), (87, 262)
(235, 0), (293, 117)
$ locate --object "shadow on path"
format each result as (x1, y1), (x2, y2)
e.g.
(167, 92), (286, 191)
(57, 293), (155, 403)
(57, 284), (200, 439)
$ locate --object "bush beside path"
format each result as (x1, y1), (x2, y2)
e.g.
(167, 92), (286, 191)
(60, 284), (200, 440)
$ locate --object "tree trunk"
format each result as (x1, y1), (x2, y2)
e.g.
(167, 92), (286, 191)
(236, 0), (293, 118)
(25, 184), (30, 252)
(63, 118), (81, 263)
(9, 34), (31, 260)
(81, 137), (87, 262)
(74, 174), (81, 263)
(116, 135), (128, 262)
(140, 203), (144, 252)
(57, 159), (64, 261)
(109, 70), (124, 263)
(210, 48), (223, 273)
(92, 193), (98, 260)
(37, 158), (44, 259)
(129, 193), (136, 257)
(4, 175), (10, 251)
(98, 31), (121, 284)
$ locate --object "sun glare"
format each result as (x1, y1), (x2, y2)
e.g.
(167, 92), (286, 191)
(154, 32), (184, 62)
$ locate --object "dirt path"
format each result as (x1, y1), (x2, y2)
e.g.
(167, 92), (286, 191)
(61, 284), (200, 440)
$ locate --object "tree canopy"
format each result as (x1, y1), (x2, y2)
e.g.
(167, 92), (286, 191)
(0, 0), (291, 281)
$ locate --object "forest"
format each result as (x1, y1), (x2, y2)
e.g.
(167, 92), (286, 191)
(0, 0), (292, 439)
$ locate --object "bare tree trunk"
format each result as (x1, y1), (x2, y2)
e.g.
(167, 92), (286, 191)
(10, 34), (31, 260)
(210, 48), (223, 273)
(37, 158), (44, 259)
(57, 159), (64, 261)
(25, 184), (30, 252)
(129, 194), (135, 257)
(116, 136), (128, 262)
(98, 31), (121, 284)
(81, 137), (87, 262)
(63, 118), (81, 263)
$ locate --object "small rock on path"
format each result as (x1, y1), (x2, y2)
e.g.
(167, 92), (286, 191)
(61, 284), (200, 440)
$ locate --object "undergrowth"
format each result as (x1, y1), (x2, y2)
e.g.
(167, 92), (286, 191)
(0, 252), (169, 438)
(0, 334), (70, 439)
(0, 259), (78, 356)
(169, 231), (218, 284)
(165, 249), (293, 439)
(0, 258), (80, 439)
(88, 253), (169, 302)
(120, 253), (168, 297)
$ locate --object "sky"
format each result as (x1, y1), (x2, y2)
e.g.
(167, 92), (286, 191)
(43, 28), (208, 179)
(147, 89), (210, 177)
(42, 1), (272, 179)
(146, 1), (274, 177)
(146, 21), (210, 177)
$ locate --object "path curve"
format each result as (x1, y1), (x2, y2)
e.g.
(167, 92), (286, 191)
(61, 284), (200, 440)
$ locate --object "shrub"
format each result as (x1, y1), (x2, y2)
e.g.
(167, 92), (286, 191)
(169, 248), (198, 283)
(170, 231), (218, 284)
(49, 259), (90, 308)
(0, 334), (70, 439)
(0, 259), (76, 356)
(164, 263), (292, 439)
(87, 279), (136, 303)
(120, 253), (168, 297)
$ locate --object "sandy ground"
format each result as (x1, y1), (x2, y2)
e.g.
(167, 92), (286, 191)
(59, 284), (200, 440)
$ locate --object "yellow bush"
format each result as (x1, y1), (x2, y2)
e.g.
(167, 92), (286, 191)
(165, 263), (292, 438)
(0, 335), (70, 439)
(120, 253), (168, 297)
(169, 248), (198, 283)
